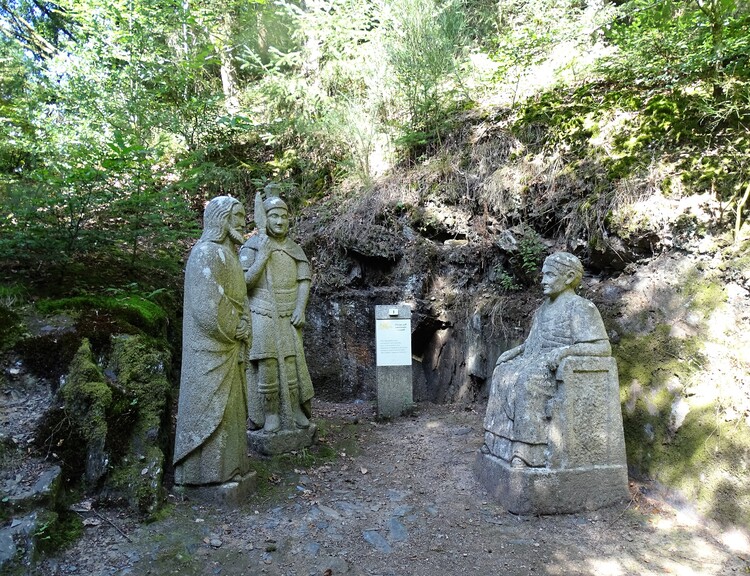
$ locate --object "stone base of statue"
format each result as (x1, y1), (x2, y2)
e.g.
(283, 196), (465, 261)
(475, 453), (628, 515)
(248, 424), (317, 456)
(476, 356), (628, 514)
(174, 470), (257, 507)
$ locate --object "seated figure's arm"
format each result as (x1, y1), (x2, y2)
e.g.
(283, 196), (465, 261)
(546, 296), (611, 370)
(497, 343), (525, 365)
(546, 338), (611, 371)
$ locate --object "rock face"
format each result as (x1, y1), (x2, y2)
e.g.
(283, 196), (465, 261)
(302, 232), (536, 405)
(298, 189), (749, 528)
(304, 288), (397, 401)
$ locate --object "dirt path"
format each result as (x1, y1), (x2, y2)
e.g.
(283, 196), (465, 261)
(33, 401), (750, 576)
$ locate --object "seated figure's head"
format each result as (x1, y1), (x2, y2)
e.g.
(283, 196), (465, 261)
(541, 252), (583, 296)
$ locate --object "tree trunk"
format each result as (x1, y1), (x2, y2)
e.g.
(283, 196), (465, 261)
(216, 11), (240, 114)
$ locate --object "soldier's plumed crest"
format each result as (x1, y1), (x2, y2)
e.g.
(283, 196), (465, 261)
(255, 183), (288, 232)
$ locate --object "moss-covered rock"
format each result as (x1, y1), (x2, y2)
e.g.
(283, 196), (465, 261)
(37, 334), (173, 516)
(36, 294), (168, 338)
(61, 339), (112, 487)
(102, 335), (171, 516)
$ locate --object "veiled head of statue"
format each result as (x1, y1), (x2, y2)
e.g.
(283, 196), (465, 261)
(543, 252), (583, 289)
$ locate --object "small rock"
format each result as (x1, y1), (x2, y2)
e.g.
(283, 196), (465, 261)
(363, 530), (392, 553)
(387, 517), (408, 542)
(209, 538), (223, 548)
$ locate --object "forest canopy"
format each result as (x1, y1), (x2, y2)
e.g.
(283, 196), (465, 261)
(1, 0), (748, 288)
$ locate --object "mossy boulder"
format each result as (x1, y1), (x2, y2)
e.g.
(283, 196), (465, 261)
(102, 335), (172, 516)
(60, 339), (112, 487)
(36, 294), (168, 338)
(40, 335), (172, 516)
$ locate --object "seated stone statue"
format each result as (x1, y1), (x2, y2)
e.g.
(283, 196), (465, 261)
(173, 196), (252, 487)
(477, 251), (627, 514)
(483, 252), (611, 468)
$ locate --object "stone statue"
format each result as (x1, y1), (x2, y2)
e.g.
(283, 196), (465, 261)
(483, 252), (611, 468)
(476, 252), (627, 514)
(240, 186), (314, 451)
(173, 195), (252, 487)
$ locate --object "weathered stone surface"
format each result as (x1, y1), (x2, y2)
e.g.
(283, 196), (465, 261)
(241, 189), (314, 445)
(376, 366), (415, 418)
(476, 355), (628, 514)
(248, 424), (317, 456)
(3, 464), (61, 513)
(474, 451), (628, 515)
(175, 470), (257, 507)
(173, 195), (252, 486)
(478, 252), (628, 514)
(341, 223), (404, 262)
(0, 513), (39, 572)
(305, 290), (395, 401)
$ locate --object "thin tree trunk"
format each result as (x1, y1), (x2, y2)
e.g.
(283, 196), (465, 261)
(216, 12), (240, 114)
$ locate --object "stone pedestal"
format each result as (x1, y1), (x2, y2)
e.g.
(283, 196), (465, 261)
(375, 305), (413, 418)
(476, 356), (628, 514)
(176, 470), (257, 506)
(376, 366), (415, 418)
(475, 453), (628, 515)
(248, 424), (317, 455)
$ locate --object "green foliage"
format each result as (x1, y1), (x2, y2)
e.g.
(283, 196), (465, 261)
(0, 303), (24, 352)
(516, 229), (545, 276)
(384, 0), (468, 156)
(604, 0), (750, 92)
(33, 510), (84, 556)
(36, 294), (167, 336)
(493, 264), (521, 291)
(500, 228), (546, 286)
(513, 76), (750, 243)
(1, 0), (748, 283)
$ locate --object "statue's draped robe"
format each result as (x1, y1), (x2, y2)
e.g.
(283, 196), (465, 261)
(173, 240), (249, 484)
(484, 293), (608, 466)
(240, 235), (313, 429)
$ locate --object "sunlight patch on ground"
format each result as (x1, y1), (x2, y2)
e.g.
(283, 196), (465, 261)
(720, 528), (750, 554)
(651, 508), (701, 532)
(689, 534), (728, 562)
(586, 557), (625, 576)
(660, 560), (703, 575)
